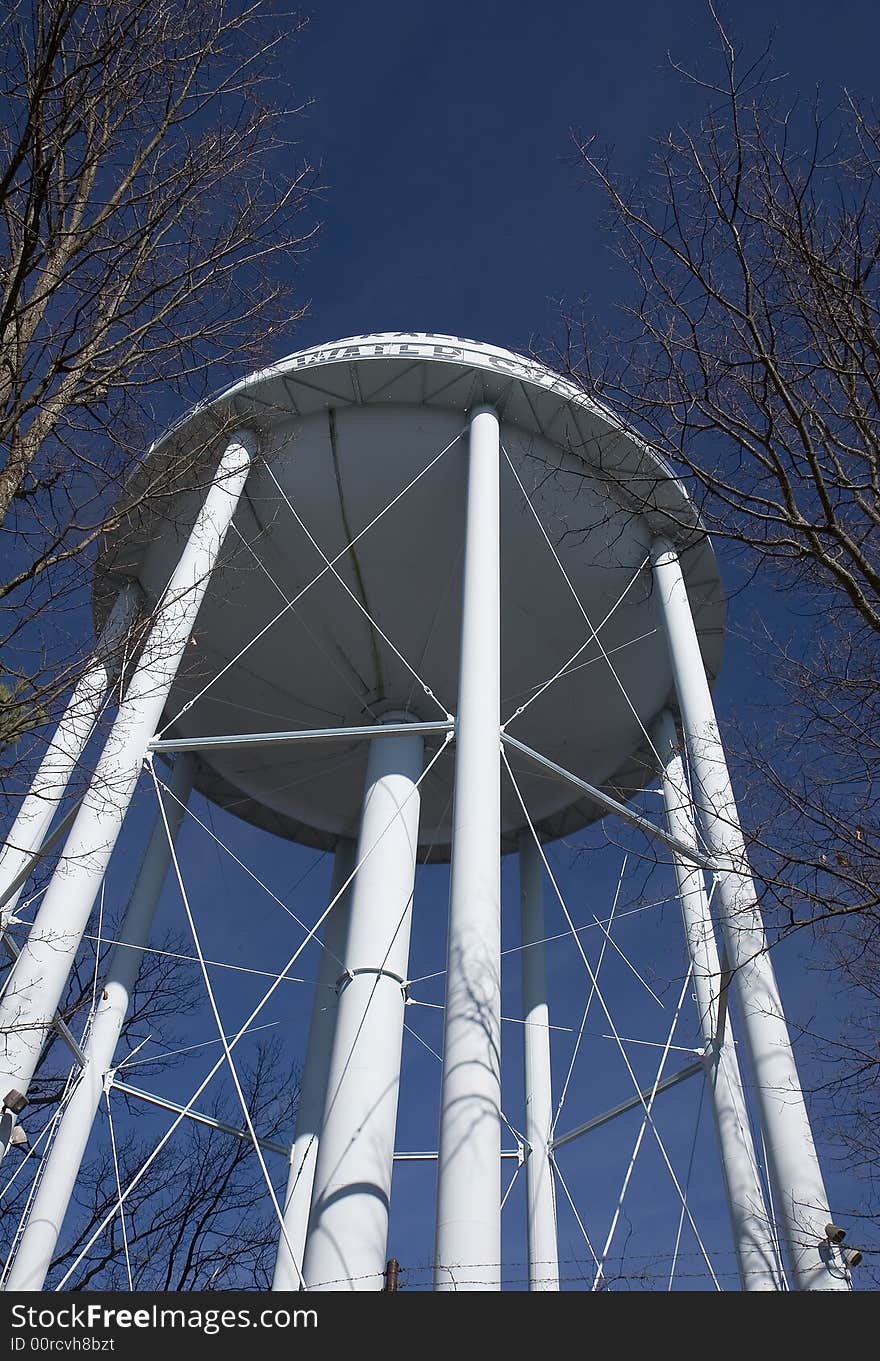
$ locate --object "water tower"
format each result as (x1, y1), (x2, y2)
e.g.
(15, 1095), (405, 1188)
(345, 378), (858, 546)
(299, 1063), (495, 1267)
(0, 335), (850, 1291)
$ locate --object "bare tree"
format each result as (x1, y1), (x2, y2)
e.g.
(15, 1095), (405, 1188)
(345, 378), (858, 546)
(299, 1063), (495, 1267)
(6, 1046), (298, 1292)
(47, 1041), (298, 1291)
(551, 4), (880, 1245)
(0, 1), (313, 1287)
(0, 0), (317, 751)
(564, 10), (879, 620)
(553, 6), (879, 928)
(4, 913), (199, 1111)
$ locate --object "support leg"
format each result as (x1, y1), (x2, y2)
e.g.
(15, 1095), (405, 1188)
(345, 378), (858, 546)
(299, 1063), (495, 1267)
(519, 833), (559, 1291)
(652, 537), (849, 1291)
(0, 583), (142, 927)
(654, 709), (783, 1290)
(434, 405), (502, 1291)
(302, 721), (423, 1291)
(272, 838), (355, 1291)
(4, 754), (196, 1291)
(0, 433), (253, 1161)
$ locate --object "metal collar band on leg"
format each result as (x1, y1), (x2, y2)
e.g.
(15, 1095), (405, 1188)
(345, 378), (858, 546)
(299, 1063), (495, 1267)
(335, 966), (408, 998)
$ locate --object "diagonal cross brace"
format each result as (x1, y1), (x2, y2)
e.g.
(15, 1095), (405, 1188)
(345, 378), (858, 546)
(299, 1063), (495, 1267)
(502, 734), (717, 872)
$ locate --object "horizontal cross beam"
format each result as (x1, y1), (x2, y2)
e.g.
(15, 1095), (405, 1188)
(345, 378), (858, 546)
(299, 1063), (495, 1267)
(110, 1079), (289, 1157)
(110, 1080), (521, 1162)
(551, 1059), (704, 1151)
(1, 931), (86, 1069)
(148, 719), (454, 755)
(501, 734), (717, 872)
(0, 800), (82, 917)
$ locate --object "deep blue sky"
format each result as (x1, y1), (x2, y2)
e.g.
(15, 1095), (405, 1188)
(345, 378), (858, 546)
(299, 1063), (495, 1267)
(290, 0), (877, 354)
(8, 0), (879, 1292)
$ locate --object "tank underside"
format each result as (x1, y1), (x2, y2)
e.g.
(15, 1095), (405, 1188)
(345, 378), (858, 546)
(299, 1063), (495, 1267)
(97, 335), (724, 860)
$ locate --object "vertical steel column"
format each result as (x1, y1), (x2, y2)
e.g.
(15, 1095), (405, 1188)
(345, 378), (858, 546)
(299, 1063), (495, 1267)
(654, 709), (783, 1290)
(0, 582), (143, 928)
(434, 405), (502, 1291)
(272, 837), (356, 1291)
(519, 833), (560, 1291)
(0, 432), (254, 1161)
(303, 721), (424, 1291)
(5, 753), (196, 1291)
(652, 536), (849, 1291)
